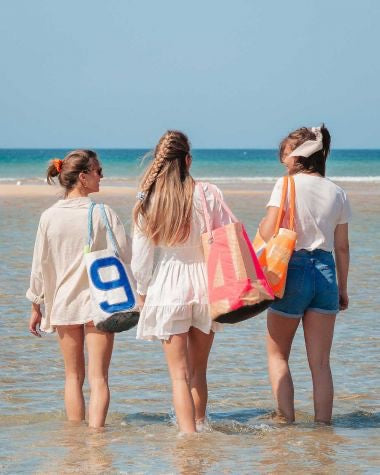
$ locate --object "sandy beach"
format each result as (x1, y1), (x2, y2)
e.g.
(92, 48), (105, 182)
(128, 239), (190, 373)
(0, 183), (272, 197)
(1, 180), (379, 197)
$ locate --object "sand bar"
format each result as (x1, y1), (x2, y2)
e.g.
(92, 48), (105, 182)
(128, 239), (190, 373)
(1, 182), (378, 199)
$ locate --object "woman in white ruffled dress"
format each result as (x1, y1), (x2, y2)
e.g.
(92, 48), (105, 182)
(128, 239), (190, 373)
(131, 130), (231, 433)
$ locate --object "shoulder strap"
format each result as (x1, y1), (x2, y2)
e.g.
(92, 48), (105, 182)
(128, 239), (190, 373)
(288, 175), (296, 231)
(85, 201), (96, 253)
(99, 204), (120, 257)
(207, 183), (238, 223)
(197, 182), (213, 241)
(85, 202), (120, 257)
(197, 182), (237, 243)
(274, 176), (296, 234)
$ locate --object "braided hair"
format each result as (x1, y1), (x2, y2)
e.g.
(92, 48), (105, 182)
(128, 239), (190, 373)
(133, 130), (194, 246)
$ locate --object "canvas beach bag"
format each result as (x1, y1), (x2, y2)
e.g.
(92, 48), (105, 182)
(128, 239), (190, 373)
(253, 175), (297, 299)
(198, 183), (274, 324)
(84, 202), (139, 332)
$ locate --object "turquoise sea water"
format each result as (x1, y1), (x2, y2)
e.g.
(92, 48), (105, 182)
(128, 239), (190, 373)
(1, 149), (380, 183)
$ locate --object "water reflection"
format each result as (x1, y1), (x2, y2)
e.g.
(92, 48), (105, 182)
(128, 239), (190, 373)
(333, 411), (380, 429)
(36, 422), (115, 474)
(258, 423), (348, 472)
(171, 434), (227, 475)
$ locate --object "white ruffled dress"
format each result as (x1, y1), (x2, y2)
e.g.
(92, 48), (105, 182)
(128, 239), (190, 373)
(131, 183), (232, 341)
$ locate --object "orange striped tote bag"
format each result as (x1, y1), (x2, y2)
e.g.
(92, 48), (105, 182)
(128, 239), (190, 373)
(253, 175), (297, 298)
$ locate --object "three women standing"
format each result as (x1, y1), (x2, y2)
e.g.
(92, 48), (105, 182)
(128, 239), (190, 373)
(27, 125), (350, 430)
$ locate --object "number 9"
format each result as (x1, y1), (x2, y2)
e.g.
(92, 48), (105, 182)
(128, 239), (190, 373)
(89, 256), (136, 313)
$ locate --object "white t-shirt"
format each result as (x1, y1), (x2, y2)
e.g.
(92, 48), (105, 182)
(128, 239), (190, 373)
(267, 174), (351, 252)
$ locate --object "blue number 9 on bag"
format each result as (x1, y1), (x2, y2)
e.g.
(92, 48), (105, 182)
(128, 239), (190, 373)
(89, 256), (136, 313)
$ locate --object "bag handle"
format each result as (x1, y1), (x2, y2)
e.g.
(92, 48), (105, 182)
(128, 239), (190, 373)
(208, 184), (238, 223)
(99, 203), (120, 257)
(197, 182), (237, 243)
(197, 182), (213, 240)
(85, 201), (97, 253)
(289, 175), (296, 231)
(85, 202), (120, 257)
(274, 176), (295, 235)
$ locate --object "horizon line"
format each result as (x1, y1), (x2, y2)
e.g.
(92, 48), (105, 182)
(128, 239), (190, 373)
(1, 147), (380, 151)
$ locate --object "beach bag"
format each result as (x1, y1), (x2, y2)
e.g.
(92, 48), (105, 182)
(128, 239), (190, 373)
(253, 175), (297, 298)
(84, 202), (139, 332)
(198, 183), (274, 324)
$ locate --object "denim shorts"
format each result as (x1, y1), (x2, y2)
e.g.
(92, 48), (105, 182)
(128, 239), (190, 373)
(269, 249), (339, 318)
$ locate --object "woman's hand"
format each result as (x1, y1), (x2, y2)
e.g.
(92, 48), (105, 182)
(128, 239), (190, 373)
(339, 289), (349, 311)
(29, 303), (42, 337)
(137, 294), (146, 310)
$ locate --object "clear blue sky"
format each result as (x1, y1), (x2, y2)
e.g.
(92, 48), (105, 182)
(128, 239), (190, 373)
(0, 0), (379, 148)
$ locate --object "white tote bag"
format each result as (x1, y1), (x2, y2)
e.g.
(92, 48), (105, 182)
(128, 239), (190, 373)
(84, 202), (139, 332)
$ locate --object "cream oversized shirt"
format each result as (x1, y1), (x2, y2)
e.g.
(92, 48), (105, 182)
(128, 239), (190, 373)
(267, 174), (351, 252)
(26, 197), (131, 332)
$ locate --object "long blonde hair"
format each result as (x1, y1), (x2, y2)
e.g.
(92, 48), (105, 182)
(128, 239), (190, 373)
(133, 130), (194, 246)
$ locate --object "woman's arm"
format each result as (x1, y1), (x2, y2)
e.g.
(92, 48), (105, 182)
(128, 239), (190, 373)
(258, 206), (281, 242)
(26, 219), (45, 306)
(334, 223), (350, 310)
(258, 177), (285, 241)
(131, 223), (154, 300)
(26, 219), (47, 336)
(29, 303), (42, 337)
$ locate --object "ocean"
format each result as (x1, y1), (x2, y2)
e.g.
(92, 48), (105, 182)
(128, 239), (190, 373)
(0, 149), (379, 473)
(1, 148), (380, 185)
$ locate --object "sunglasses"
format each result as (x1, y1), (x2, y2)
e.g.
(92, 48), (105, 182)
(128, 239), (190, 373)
(85, 167), (103, 176)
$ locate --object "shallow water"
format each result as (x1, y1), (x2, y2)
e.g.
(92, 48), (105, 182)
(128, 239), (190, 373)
(0, 184), (379, 474)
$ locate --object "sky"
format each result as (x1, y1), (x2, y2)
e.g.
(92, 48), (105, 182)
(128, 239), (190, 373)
(0, 0), (379, 149)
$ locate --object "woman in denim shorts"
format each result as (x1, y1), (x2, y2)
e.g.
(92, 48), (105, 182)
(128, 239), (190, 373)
(259, 125), (351, 424)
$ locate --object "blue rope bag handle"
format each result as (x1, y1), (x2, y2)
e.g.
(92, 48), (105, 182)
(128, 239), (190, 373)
(84, 202), (120, 258)
(84, 201), (96, 254)
(99, 203), (120, 258)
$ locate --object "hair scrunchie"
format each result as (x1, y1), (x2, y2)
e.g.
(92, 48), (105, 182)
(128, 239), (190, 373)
(53, 159), (63, 173)
(288, 126), (323, 158)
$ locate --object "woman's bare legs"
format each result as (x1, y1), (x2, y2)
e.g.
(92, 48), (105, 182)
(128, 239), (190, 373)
(162, 333), (196, 433)
(85, 324), (114, 428)
(188, 328), (214, 425)
(267, 311), (300, 422)
(57, 325), (86, 422)
(303, 310), (336, 423)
